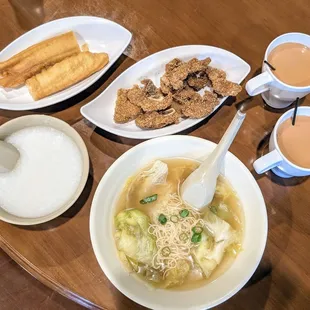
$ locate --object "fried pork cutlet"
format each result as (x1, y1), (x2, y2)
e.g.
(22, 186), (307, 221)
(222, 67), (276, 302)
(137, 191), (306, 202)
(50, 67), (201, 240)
(114, 89), (142, 123)
(171, 100), (184, 117)
(160, 57), (211, 93)
(182, 90), (219, 119)
(127, 83), (172, 112)
(207, 67), (242, 97)
(188, 58), (211, 72)
(160, 76), (173, 95)
(165, 58), (183, 72)
(187, 72), (210, 91)
(26, 51), (109, 100)
(141, 79), (162, 98)
(172, 86), (199, 105)
(0, 31), (80, 88)
(135, 108), (179, 129)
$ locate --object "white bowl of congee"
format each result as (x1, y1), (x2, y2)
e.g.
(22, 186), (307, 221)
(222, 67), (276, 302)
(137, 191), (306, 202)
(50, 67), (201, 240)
(90, 135), (267, 310)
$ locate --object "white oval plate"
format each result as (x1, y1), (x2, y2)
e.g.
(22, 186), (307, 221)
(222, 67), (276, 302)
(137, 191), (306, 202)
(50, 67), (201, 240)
(81, 45), (250, 139)
(0, 16), (132, 111)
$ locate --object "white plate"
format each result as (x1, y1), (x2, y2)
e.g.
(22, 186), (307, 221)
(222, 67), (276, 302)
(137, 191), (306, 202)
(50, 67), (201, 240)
(0, 16), (132, 111)
(81, 45), (250, 139)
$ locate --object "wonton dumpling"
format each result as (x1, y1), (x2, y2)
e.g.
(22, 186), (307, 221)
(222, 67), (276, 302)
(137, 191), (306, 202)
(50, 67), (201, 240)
(192, 209), (236, 278)
(128, 160), (169, 201)
(164, 260), (190, 288)
(139, 160), (168, 185)
(115, 209), (157, 266)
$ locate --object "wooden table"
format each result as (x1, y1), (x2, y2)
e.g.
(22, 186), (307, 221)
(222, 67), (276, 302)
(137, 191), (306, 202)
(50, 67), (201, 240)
(1, 1), (310, 309)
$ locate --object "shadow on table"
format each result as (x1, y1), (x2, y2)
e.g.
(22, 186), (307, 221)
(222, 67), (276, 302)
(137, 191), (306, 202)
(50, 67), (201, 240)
(9, 0), (45, 30)
(0, 54), (129, 118)
(19, 161), (94, 231)
(94, 126), (144, 147)
(262, 94), (307, 114)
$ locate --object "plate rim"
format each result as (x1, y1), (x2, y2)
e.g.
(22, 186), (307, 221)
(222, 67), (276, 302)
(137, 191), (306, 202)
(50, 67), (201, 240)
(0, 16), (132, 111)
(81, 44), (251, 139)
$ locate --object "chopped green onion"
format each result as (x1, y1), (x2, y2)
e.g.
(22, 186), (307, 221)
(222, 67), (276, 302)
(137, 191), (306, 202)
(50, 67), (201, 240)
(170, 215), (179, 223)
(191, 233), (202, 243)
(158, 214), (167, 225)
(192, 226), (203, 234)
(210, 205), (218, 214)
(179, 209), (189, 218)
(140, 194), (158, 204)
(161, 246), (171, 257)
(179, 232), (189, 242)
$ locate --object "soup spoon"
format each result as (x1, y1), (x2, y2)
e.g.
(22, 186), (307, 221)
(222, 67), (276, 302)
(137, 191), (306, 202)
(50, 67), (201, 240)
(0, 140), (20, 172)
(181, 110), (246, 210)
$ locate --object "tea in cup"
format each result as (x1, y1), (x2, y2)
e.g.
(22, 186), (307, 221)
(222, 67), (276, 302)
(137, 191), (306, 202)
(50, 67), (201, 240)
(246, 33), (310, 108)
(253, 106), (310, 178)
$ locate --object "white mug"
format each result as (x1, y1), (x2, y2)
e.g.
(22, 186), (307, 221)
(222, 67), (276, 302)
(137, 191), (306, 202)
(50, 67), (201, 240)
(246, 33), (310, 109)
(253, 107), (310, 178)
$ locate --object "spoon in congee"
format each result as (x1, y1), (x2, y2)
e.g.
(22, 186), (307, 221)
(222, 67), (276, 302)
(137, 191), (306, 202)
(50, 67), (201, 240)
(0, 140), (20, 172)
(181, 110), (246, 210)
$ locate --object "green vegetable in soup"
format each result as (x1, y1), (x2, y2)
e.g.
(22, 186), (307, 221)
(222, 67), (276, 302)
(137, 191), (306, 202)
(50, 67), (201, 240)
(191, 233), (217, 278)
(158, 213), (167, 225)
(179, 209), (189, 218)
(164, 260), (190, 288)
(115, 209), (156, 265)
(140, 194), (158, 204)
(191, 233), (202, 243)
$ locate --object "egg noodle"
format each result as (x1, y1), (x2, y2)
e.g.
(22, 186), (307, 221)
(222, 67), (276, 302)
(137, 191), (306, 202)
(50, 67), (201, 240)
(148, 193), (204, 277)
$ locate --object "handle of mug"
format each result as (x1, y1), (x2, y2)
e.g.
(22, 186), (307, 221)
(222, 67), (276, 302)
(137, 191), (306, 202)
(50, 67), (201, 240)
(246, 71), (273, 96)
(253, 149), (283, 174)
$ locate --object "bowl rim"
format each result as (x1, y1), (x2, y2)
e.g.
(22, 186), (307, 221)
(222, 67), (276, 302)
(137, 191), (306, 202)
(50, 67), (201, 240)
(0, 114), (89, 225)
(90, 135), (268, 310)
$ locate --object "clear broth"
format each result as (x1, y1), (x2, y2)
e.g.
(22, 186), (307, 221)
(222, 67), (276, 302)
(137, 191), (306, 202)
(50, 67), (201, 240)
(115, 158), (244, 290)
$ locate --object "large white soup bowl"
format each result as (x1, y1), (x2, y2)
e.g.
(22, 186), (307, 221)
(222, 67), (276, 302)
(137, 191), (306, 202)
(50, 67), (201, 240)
(90, 135), (268, 310)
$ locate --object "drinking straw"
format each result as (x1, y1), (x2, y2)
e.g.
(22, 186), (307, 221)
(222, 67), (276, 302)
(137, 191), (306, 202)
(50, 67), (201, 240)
(292, 97), (300, 126)
(264, 60), (276, 71)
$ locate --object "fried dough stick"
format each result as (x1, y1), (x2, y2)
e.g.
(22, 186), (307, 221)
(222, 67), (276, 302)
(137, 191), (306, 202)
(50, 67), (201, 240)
(26, 52), (109, 100)
(0, 31), (80, 88)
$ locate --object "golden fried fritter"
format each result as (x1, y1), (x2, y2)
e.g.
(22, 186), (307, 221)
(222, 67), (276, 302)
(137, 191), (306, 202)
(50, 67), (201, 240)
(114, 89), (142, 123)
(26, 51), (109, 100)
(160, 57), (211, 93)
(182, 90), (219, 119)
(127, 83), (172, 112)
(135, 108), (179, 129)
(187, 72), (210, 91)
(207, 67), (242, 97)
(0, 31), (80, 88)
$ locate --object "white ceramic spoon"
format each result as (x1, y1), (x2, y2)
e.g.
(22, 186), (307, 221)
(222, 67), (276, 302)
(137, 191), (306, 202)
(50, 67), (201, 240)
(0, 140), (20, 172)
(181, 110), (246, 210)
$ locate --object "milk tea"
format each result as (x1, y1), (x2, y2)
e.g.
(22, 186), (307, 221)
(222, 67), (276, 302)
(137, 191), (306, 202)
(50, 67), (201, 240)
(268, 43), (310, 87)
(277, 115), (310, 168)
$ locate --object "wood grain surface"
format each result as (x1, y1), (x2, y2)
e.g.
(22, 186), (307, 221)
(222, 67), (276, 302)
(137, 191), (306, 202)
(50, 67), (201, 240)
(1, 0), (310, 309)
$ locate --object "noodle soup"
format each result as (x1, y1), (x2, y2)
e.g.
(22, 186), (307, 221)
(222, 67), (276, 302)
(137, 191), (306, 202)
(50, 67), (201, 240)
(114, 158), (244, 290)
